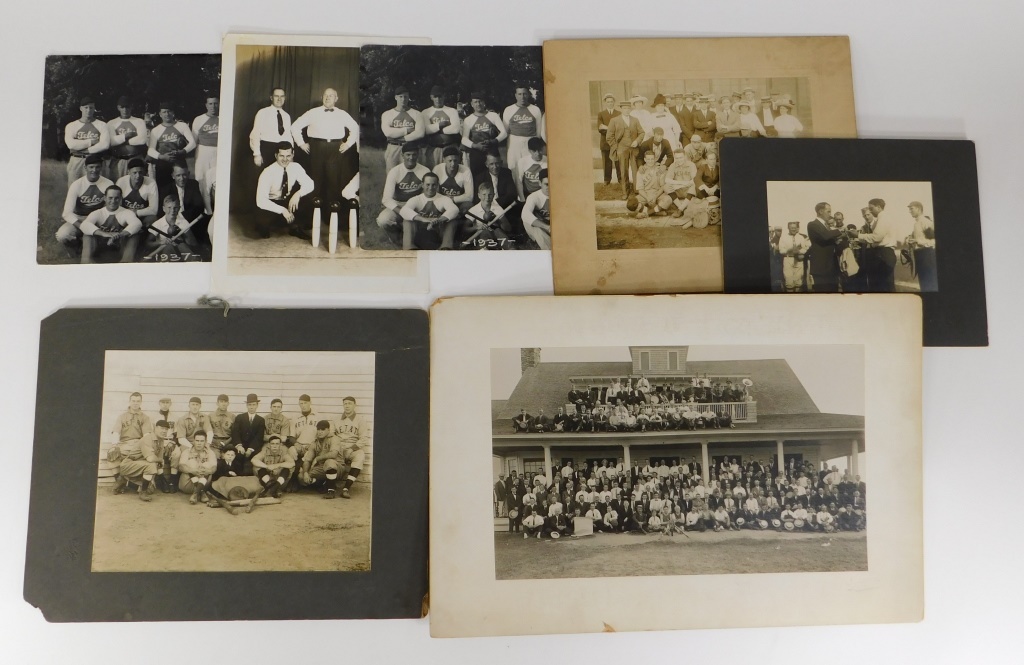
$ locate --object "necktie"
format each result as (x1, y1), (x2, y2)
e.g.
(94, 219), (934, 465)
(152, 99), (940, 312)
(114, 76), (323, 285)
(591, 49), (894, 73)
(276, 109), (284, 136)
(280, 167), (289, 197)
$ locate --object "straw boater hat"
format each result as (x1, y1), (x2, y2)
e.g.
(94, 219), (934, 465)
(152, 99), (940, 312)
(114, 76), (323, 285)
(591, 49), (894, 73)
(629, 95), (648, 105)
(794, 518), (806, 529)
(735, 517), (746, 527)
(772, 518), (782, 528)
(758, 519), (769, 529)
(784, 521), (795, 531)
(603, 93), (615, 101)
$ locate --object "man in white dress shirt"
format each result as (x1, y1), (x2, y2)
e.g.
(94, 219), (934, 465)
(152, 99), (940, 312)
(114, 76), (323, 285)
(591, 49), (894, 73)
(291, 87), (359, 224)
(777, 220), (809, 292)
(381, 86), (425, 171)
(254, 142), (314, 239)
(502, 85), (544, 185)
(79, 185), (143, 263)
(421, 85), (461, 170)
(64, 96), (110, 186)
(249, 87), (291, 169)
(105, 96), (148, 182)
(859, 198), (899, 292)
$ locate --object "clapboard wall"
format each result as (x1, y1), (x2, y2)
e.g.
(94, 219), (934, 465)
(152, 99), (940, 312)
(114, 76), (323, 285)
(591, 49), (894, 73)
(97, 366), (375, 485)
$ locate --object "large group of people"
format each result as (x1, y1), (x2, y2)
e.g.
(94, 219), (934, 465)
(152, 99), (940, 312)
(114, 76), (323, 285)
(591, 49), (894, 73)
(374, 84), (548, 250)
(105, 391), (368, 514)
(248, 86), (360, 244)
(511, 374), (753, 433)
(495, 457), (866, 540)
(772, 198), (937, 293)
(597, 89), (803, 227)
(58, 95), (217, 263)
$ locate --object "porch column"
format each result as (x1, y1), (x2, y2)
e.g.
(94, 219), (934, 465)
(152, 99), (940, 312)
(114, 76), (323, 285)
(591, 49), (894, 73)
(776, 439), (785, 470)
(543, 444), (552, 486)
(701, 441), (710, 485)
(623, 443), (632, 473)
(850, 439), (859, 477)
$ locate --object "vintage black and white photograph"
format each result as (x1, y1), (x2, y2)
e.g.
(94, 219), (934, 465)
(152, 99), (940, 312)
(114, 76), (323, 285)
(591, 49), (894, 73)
(93, 350), (374, 573)
(359, 45), (546, 251)
(591, 79), (811, 251)
(490, 345), (866, 580)
(37, 54), (221, 265)
(213, 34), (428, 293)
(766, 181), (937, 293)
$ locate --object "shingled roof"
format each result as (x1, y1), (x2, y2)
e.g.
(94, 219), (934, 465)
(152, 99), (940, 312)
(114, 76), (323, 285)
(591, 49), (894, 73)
(493, 357), (832, 434)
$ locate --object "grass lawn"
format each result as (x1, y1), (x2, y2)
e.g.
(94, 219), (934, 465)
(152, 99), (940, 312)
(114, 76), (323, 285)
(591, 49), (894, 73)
(593, 182), (723, 251)
(37, 159), (76, 265)
(495, 530), (867, 580)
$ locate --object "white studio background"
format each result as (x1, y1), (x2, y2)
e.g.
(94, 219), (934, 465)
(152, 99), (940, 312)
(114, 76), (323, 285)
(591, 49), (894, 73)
(2, 1), (1022, 662)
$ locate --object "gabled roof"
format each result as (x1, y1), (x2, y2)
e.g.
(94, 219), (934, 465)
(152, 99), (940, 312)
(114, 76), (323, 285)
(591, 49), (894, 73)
(493, 357), (835, 434)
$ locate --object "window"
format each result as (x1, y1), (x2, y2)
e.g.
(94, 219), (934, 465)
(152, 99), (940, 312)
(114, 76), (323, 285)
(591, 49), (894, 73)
(640, 351), (650, 371)
(668, 352), (678, 371)
(521, 458), (546, 476)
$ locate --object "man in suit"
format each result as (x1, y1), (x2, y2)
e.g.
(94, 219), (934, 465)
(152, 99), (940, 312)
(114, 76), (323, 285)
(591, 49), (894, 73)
(806, 202), (848, 292)
(694, 151), (719, 199)
(596, 93), (620, 186)
(512, 409), (533, 433)
(494, 474), (507, 517)
(160, 164), (208, 246)
(672, 92), (697, 147)
(231, 393), (266, 473)
(692, 96), (716, 143)
(638, 127), (674, 169)
(605, 100), (645, 199)
(505, 471), (525, 532)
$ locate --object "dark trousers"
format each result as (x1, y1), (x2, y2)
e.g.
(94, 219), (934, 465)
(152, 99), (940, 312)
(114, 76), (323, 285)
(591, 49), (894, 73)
(308, 138), (351, 217)
(872, 247), (897, 292)
(255, 185), (307, 236)
(601, 146), (619, 184)
(259, 140), (281, 169)
(153, 157), (185, 190)
(811, 273), (839, 292)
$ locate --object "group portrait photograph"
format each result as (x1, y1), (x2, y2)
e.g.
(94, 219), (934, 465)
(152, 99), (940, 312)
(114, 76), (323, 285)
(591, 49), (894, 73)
(37, 54), (222, 265)
(358, 45), (547, 251)
(766, 180), (938, 293)
(489, 344), (867, 580)
(92, 350), (375, 573)
(590, 78), (812, 252)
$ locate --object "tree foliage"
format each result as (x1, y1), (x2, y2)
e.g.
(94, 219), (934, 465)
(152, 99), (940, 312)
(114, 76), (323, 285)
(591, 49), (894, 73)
(359, 45), (543, 148)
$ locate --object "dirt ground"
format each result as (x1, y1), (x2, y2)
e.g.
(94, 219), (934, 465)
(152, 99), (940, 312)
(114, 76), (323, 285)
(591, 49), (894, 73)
(495, 529), (867, 580)
(91, 484), (371, 572)
(593, 183), (723, 250)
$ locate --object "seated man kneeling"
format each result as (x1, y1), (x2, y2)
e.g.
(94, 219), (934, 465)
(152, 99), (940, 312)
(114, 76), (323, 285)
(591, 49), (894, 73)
(178, 430), (234, 510)
(144, 193), (201, 260)
(399, 172), (459, 250)
(247, 434), (295, 512)
(79, 185), (143, 263)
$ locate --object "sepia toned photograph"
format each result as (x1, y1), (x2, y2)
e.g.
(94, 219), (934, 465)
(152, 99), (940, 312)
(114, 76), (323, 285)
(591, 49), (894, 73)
(37, 54), (221, 265)
(544, 37), (857, 295)
(766, 181), (937, 293)
(212, 34), (429, 294)
(490, 345), (866, 580)
(358, 45), (547, 251)
(591, 79), (811, 251)
(93, 350), (374, 573)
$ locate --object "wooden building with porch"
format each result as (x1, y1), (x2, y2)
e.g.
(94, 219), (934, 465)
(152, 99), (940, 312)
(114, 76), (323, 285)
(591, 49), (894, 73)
(492, 346), (863, 499)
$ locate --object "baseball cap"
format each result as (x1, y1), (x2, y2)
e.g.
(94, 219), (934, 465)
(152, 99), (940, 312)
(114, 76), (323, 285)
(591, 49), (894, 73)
(80, 96), (95, 106)
(116, 95), (131, 107)
(158, 100), (174, 111)
(189, 396), (202, 404)
(217, 394), (229, 402)
(84, 154), (103, 165)
(155, 420), (171, 429)
(430, 85), (444, 96)
(394, 86), (409, 95)
(299, 394), (311, 402)
(316, 420), (331, 430)
(269, 434), (282, 442)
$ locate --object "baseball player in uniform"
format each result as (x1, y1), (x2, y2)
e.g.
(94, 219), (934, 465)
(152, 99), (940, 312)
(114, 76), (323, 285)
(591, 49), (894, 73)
(57, 154), (112, 253)
(399, 171), (460, 250)
(64, 96), (110, 186)
(291, 87), (360, 224)
(299, 420), (343, 497)
(190, 96), (219, 214)
(105, 96), (148, 182)
(163, 396), (213, 493)
(777, 221), (809, 292)
(515, 137), (547, 201)
(502, 86), (544, 185)
(521, 168), (550, 249)
(111, 420), (169, 501)
(376, 141), (430, 242)
(263, 398), (292, 447)
(461, 91), (507, 177)
(78, 185), (143, 263)
(432, 146), (474, 217)
(147, 101), (195, 189)
(208, 394), (235, 455)
(421, 85), (462, 169)
(115, 158), (159, 226)
(248, 434), (296, 511)
(178, 429), (219, 505)
(380, 86), (425, 171)
(249, 87), (291, 169)
(330, 397), (368, 499)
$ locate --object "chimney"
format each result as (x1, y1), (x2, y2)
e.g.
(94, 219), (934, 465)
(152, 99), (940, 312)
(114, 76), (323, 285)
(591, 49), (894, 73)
(520, 348), (541, 374)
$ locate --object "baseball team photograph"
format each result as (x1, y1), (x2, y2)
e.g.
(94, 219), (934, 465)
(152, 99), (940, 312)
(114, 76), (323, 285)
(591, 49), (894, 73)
(590, 78), (812, 251)
(359, 45), (547, 251)
(37, 54), (222, 265)
(92, 350), (374, 573)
